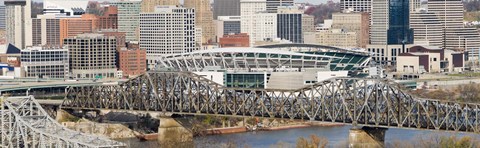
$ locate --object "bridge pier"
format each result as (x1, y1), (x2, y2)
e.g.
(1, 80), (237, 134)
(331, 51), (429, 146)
(349, 126), (387, 148)
(157, 115), (193, 148)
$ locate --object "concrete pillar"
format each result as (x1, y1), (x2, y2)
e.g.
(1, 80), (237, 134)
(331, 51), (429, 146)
(349, 126), (387, 148)
(158, 116), (193, 148)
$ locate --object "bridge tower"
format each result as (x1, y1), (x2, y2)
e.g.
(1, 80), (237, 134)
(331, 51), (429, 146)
(349, 127), (387, 148)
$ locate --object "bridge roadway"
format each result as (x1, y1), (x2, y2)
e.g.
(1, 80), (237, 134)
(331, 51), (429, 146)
(61, 71), (480, 134)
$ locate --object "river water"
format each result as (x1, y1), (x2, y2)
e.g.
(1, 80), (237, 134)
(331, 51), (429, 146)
(117, 125), (480, 148)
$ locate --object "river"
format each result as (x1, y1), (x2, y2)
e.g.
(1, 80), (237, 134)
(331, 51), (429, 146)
(117, 125), (480, 147)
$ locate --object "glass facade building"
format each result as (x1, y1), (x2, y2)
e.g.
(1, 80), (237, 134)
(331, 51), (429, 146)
(387, 0), (413, 45)
(111, 1), (141, 42)
(277, 13), (303, 43)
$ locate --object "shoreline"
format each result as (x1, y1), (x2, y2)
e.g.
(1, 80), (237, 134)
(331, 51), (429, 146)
(135, 121), (345, 141)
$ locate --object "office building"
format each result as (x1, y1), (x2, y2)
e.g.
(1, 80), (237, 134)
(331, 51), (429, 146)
(387, 0), (413, 45)
(340, 0), (371, 12)
(370, 0), (413, 45)
(332, 12), (370, 48)
(111, 1), (141, 42)
(5, 0), (32, 49)
(409, 9), (443, 47)
(213, 0), (240, 19)
(302, 15), (315, 34)
(427, 0), (480, 60)
(304, 29), (358, 48)
(141, 0), (179, 13)
(64, 33), (117, 79)
(410, 0), (420, 12)
(219, 33), (250, 48)
(20, 47), (69, 79)
(118, 44), (146, 77)
(98, 5), (118, 30)
(98, 30), (126, 50)
(43, 0), (88, 16)
(427, 0), (464, 30)
(266, 0), (293, 13)
(139, 6), (196, 68)
(185, 0), (215, 44)
(215, 16), (241, 41)
(277, 13), (303, 43)
(59, 14), (99, 46)
(370, 0), (388, 45)
(32, 14), (61, 47)
(241, 0), (266, 44)
(0, 5), (5, 30)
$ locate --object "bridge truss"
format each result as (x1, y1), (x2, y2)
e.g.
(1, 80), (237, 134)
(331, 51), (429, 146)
(0, 96), (125, 148)
(62, 71), (480, 133)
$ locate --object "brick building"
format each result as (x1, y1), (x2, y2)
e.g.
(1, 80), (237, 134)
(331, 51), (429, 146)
(60, 14), (99, 45)
(119, 42), (146, 77)
(98, 6), (118, 30)
(219, 33), (249, 48)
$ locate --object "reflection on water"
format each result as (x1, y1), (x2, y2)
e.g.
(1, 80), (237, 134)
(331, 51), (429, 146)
(117, 125), (480, 148)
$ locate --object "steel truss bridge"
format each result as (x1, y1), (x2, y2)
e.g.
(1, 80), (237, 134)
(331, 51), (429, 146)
(0, 96), (125, 148)
(62, 71), (480, 133)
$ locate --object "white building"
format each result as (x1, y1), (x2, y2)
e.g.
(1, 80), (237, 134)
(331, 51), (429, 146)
(340, 0), (372, 12)
(139, 6), (197, 68)
(370, 0), (388, 45)
(215, 16), (241, 41)
(409, 9), (444, 47)
(43, 0), (88, 16)
(20, 47), (69, 79)
(240, 0), (268, 45)
(5, 0), (32, 49)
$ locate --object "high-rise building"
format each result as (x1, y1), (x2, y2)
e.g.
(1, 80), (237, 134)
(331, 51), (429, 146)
(32, 14), (61, 47)
(332, 12), (370, 48)
(98, 5), (118, 30)
(5, 0), (32, 49)
(184, 0), (215, 44)
(0, 5), (6, 30)
(139, 6), (196, 68)
(43, 0), (88, 16)
(20, 47), (69, 79)
(340, 0), (371, 12)
(427, 0), (480, 59)
(141, 0), (179, 13)
(387, 0), (413, 44)
(370, 0), (413, 45)
(277, 13), (302, 43)
(64, 33), (117, 79)
(213, 0), (240, 19)
(59, 14), (99, 46)
(410, 0), (420, 12)
(276, 6), (311, 43)
(409, 9), (444, 47)
(302, 15), (315, 34)
(111, 1), (141, 42)
(215, 16), (241, 41)
(266, 0), (293, 13)
(241, 0), (277, 45)
(427, 0), (464, 29)
(370, 0), (388, 45)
